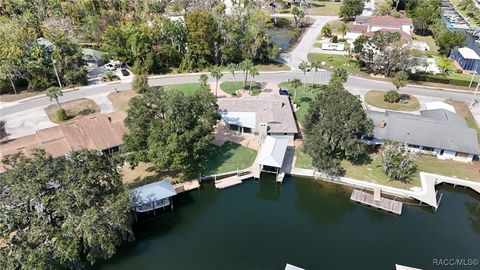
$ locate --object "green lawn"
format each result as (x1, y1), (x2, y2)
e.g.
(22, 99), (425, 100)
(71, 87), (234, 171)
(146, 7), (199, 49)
(412, 34), (439, 56)
(201, 141), (257, 175)
(306, 1), (341, 16)
(307, 53), (361, 74)
(164, 83), (202, 95)
(415, 155), (480, 181)
(255, 63), (291, 72)
(220, 81), (262, 96)
(278, 82), (327, 124)
(295, 146), (313, 169)
(364, 90), (420, 111)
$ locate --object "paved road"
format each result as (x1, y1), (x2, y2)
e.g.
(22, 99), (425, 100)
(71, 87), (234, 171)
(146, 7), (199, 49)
(1, 71), (475, 117)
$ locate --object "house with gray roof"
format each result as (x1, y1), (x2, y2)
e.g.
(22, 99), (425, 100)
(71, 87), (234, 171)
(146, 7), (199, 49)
(217, 95), (298, 144)
(366, 109), (480, 162)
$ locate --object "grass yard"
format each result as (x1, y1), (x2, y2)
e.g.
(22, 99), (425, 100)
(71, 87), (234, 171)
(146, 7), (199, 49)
(446, 100), (480, 141)
(45, 98), (100, 123)
(220, 81), (262, 96)
(278, 81), (327, 124)
(163, 83), (203, 95)
(306, 1), (341, 16)
(364, 90), (420, 111)
(295, 146), (313, 169)
(0, 90), (43, 102)
(201, 141), (257, 175)
(307, 53), (361, 74)
(412, 34), (439, 55)
(121, 162), (184, 188)
(255, 63), (291, 72)
(415, 155), (480, 181)
(108, 90), (138, 111)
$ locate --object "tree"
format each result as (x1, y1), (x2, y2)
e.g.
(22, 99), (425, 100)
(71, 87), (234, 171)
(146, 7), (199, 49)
(310, 59), (322, 87)
(248, 65), (259, 93)
(132, 74), (149, 93)
(382, 143), (418, 181)
(376, 0), (393, 15)
(123, 87), (218, 178)
(392, 71), (408, 91)
(185, 9), (218, 69)
(303, 88), (373, 175)
(227, 63), (239, 90)
(290, 78), (302, 103)
(292, 6), (305, 28)
(321, 24), (332, 38)
(384, 90), (401, 103)
(199, 74), (209, 91)
(437, 56), (452, 76)
(339, 0), (365, 21)
(210, 66), (223, 97)
(240, 59), (253, 89)
(46, 86), (63, 109)
(337, 22), (349, 37)
(331, 67), (348, 84)
(298, 61), (310, 88)
(0, 149), (133, 269)
(436, 29), (467, 56)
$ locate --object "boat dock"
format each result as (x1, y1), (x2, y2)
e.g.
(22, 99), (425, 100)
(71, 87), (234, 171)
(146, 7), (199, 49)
(174, 180), (200, 194)
(215, 171), (253, 189)
(350, 189), (403, 215)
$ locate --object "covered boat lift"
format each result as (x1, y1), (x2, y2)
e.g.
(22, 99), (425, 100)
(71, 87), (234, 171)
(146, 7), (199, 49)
(131, 180), (177, 219)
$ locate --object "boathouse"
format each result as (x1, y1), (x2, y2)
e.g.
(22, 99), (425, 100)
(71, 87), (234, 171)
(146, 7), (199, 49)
(257, 136), (288, 174)
(131, 180), (177, 213)
(450, 47), (480, 73)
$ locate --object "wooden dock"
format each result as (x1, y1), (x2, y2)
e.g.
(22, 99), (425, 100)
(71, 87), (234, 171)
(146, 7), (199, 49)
(215, 171), (253, 189)
(350, 189), (403, 215)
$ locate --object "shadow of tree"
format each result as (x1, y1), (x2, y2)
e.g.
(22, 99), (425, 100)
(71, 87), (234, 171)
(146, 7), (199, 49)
(199, 142), (240, 175)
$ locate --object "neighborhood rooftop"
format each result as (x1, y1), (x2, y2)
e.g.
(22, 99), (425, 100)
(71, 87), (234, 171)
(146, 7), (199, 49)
(366, 109), (480, 155)
(217, 95), (298, 134)
(0, 111), (127, 172)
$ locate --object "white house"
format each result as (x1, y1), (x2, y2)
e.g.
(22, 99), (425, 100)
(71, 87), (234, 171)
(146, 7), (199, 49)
(346, 15), (414, 44)
(217, 95), (298, 144)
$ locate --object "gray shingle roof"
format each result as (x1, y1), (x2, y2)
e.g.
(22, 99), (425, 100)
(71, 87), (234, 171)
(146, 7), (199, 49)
(366, 109), (480, 155)
(217, 95), (298, 134)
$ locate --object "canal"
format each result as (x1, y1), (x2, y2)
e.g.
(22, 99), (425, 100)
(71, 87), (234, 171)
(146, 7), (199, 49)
(97, 176), (480, 270)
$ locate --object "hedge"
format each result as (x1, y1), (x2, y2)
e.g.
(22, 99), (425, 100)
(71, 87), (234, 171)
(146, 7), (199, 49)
(408, 73), (472, 87)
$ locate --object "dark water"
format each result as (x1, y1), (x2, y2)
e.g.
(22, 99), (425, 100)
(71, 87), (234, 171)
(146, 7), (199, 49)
(97, 176), (480, 270)
(269, 28), (297, 51)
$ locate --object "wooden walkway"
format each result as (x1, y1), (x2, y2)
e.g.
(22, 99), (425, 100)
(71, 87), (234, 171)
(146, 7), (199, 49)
(350, 189), (403, 215)
(215, 172), (253, 189)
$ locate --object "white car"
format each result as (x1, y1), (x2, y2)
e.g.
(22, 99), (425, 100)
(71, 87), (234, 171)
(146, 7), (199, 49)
(105, 63), (116, 71)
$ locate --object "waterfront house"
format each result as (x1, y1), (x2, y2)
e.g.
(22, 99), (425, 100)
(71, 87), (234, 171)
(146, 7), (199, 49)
(217, 95), (299, 144)
(346, 15), (414, 44)
(131, 180), (177, 213)
(365, 109), (480, 162)
(450, 47), (480, 73)
(0, 111), (127, 173)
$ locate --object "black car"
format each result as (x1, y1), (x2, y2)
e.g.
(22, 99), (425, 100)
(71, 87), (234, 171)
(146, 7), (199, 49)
(121, 68), (130, 76)
(279, 88), (289, 96)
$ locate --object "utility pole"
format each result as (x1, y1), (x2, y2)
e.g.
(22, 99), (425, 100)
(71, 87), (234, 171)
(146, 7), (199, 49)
(470, 78), (480, 108)
(469, 64), (478, 88)
(52, 59), (63, 88)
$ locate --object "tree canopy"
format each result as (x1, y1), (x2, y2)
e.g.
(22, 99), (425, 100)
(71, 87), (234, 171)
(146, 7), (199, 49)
(339, 0), (365, 21)
(123, 87), (219, 178)
(382, 143), (417, 181)
(0, 149), (133, 269)
(303, 88), (373, 176)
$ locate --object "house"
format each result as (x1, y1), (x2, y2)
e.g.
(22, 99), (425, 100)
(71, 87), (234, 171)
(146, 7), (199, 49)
(130, 180), (177, 213)
(366, 109), (480, 162)
(0, 111), (127, 173)
(450, 47), (480, 73)
(217, 95), (299, 144)
(346, 15), (414, 44)
(82, 48), (106, 67)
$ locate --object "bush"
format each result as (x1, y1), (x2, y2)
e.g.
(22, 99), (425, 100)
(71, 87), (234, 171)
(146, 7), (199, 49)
(29, 77), (52, 91)
(331, 35), (338, 43)
(64, 68), (88, 86)
(384, 90), (401, 103)
(56, 108), (68, 122)
(102, 71), (120, 82)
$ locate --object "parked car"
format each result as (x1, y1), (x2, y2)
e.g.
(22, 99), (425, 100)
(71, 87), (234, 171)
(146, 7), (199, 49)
(120, 68), (130, 76)
(105, 63), (116, 71)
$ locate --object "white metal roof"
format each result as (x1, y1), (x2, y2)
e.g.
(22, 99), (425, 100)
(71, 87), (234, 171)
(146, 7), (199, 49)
(131, 180), (177, 207)
(220, 112), (256, 129)
(258, 136), (288, 168)
(285, 264), (305, 270)
(425, 102), (455, 113)
(458, 47), (480, 60)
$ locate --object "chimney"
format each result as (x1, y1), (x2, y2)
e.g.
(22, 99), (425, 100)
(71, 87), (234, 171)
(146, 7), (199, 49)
(107, 116), (112, 122)
(258, 123), (268, 143)
(380, 120), (386, 128)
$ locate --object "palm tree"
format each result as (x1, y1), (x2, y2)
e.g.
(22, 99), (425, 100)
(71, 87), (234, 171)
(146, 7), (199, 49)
(210, 66), (223, 97)
(240, 59), (253, 89)
(298, 61), (309, 88)
(248, 65), (259, 93)
(290, 78), (302, 103)
(227, 63), (239, 90)
(331, 67), (348, 84)
(337, 22), (348, 37)
(46, 86), (63, 109)
(310, 59), (321, 88)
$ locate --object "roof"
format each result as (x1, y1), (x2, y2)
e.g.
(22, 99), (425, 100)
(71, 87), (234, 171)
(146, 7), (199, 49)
(220, 112), (256, 129)
(365, 28), (412, 40)
(366, 109), (480, 155)
(131, 180), (177, 208)
(217, 95), (298, 134)
(37, 38), (54, 49)
(367, 15), (413, 28)
(82, 48), (105, 61)
(350, 24), (368, 33)
(458, 47), (480, 60)
(258, 136), (288, 168)
(0, 111), (127, 172)
(355, 16), (372, 24)
(285, 264), (305, 270)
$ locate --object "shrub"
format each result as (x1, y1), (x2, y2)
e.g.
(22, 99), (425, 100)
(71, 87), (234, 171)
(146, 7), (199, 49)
(384, 90), (401, 103)
(64, 68), (88, 86)
(331, 35), (338, 43)
(56, 108), (68, 122)
(102, 71), (120, 82)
